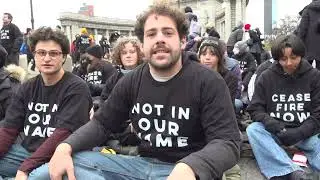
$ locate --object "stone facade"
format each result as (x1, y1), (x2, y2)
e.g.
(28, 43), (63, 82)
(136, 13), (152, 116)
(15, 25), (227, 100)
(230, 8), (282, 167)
(58, 12), (135, 43)
(172, 0), (249, 40)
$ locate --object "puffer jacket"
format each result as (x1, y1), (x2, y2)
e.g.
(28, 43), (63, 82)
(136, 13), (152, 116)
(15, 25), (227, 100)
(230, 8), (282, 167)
(0, 64), (26, 120)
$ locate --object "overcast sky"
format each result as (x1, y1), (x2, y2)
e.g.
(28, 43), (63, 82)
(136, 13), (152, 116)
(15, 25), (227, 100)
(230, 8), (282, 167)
(0, 0), (312, 34)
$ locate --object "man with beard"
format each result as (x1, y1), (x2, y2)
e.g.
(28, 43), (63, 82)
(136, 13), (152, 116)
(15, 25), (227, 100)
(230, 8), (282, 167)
(37, 3), (240, 180)
(0, 13), (22, 65)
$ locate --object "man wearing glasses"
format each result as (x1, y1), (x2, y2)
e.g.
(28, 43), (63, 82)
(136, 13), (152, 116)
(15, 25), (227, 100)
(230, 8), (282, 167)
(0, 27), (92, 180)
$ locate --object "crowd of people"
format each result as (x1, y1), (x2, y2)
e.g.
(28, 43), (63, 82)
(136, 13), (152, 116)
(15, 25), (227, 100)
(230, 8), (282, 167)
(0, 1), (318, 180)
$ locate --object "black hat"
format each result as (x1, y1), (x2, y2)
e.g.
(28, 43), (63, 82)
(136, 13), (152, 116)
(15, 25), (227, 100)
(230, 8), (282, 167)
(184, 6), (193, 13)
(0, 45), (7, 68)
(86, 45), (103, 59)
(197, 37), (225, 62)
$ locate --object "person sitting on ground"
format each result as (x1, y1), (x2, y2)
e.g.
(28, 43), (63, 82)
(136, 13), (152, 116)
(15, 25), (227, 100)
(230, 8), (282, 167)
(82, 45), (116, 97)
(246, 34), (320, 180)
(99, 37), (144, 105)
(42, 3), (240, 180)
(198, 37), (241, 180)
(198, 37), (238, 104)
(0, 27), (92, 179)
(0, 45), (26, 121)
(260, 44), (271, 63)
(232, 40), (256, 94)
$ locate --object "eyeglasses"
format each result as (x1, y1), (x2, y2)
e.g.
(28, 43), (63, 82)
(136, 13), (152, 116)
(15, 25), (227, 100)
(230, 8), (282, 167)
(34, 50), (62, 59)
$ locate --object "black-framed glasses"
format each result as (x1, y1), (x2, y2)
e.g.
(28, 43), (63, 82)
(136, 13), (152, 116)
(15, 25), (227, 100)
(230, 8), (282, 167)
(34, 50), (62, 59)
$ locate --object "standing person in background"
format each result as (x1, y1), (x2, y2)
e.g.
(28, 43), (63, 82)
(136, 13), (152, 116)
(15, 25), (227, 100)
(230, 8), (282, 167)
(75, 28), (91, 63)
(297, 0), (320, 70)
(0, 13), (23, 66)
(227, 22), (244, 58)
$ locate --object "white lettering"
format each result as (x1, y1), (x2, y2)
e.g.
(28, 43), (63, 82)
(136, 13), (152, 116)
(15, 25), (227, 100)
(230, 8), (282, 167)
(138, 118), (151, 131)
(177, 136), (188, 147)
(156, 134), (172, 147)
(168, 121), (179, 136)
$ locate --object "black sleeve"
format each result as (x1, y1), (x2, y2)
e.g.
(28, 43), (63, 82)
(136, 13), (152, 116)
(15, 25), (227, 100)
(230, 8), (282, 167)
(297, 10), (310, 42)
(87, 83), (105, 97)
(100, 71), (123, 101)
(11, 24), (23, 53)
(243, 71), (254, 88)
(102, 64), (117, 83)
(55, 83), (92, 132)
(64, 74), (133, 152)
(236, 30), (243, 42)
(227, 74), (238, 103)
(298, 71), (320, 138)
(179, 73), (240, 180)
(0, 85), (26, 130)
(247, 74), (274, 125)
(247, 53), (257, 72)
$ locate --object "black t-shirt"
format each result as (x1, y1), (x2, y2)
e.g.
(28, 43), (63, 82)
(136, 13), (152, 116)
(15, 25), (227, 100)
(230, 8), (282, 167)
(76, 35), (91, 53)
(0, 23), (22, 54)
(94, 53), (240, 163)
(0, 72), (92, 152)
(86, 61), (116, 85)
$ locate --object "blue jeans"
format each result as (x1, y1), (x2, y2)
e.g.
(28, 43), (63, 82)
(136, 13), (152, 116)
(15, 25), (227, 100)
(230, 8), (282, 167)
(0, 144), (31, 178)
(31, 151), (175, 180)
(246, 122), (320, 179)
(234, 99), (243, 114)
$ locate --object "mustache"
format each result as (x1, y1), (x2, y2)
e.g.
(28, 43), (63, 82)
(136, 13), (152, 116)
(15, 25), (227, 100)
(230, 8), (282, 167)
(151, 45), (170, 54)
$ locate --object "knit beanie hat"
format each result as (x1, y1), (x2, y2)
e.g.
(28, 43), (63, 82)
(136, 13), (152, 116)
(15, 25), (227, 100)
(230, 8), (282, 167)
(0, 45), (7, 68)
(86, 45), (103, 59)
(197, 37), (223, 58)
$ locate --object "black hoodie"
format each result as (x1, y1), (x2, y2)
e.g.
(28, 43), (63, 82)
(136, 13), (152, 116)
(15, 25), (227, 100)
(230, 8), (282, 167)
(297, 1), (320, 62)
(248, 59), (320, 137)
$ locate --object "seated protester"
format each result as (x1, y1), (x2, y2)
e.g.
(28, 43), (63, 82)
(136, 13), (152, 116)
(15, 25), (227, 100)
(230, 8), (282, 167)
(198, 37), (238, 104)
(221, 40), (243, 114)
(260, 44), (272, 63)
(246, 34), (320, 179)
(84, 45), (117, 97)
(0, 45), (26, 120)
(99, 37), (144, 106)
(248, 58), (274, 102)
(198, 37), (241, 180)
(46, 3), (240, 180)
(0, 27), (92, 179)
(232, 40), (256, 93)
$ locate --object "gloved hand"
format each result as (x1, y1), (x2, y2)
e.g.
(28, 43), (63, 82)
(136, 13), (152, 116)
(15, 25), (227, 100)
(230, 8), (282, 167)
(264, 119), (285, 134)
(276, 128), (303, 146)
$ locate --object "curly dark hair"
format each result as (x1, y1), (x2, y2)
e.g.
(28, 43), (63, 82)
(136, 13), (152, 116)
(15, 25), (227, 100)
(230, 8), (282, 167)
(28, 27), (70, 57)
(111, 37), (144, 67)
(134, 2), (189, 43)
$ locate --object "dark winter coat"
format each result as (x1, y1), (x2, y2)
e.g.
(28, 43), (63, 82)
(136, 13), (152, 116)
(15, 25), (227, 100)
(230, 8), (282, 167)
(0, 65), (25, 120)
(297, 1), (320, 62)
(221, 70), (238, 103)
(227, 28), (244, 47)
(233, 52), (257, 89)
